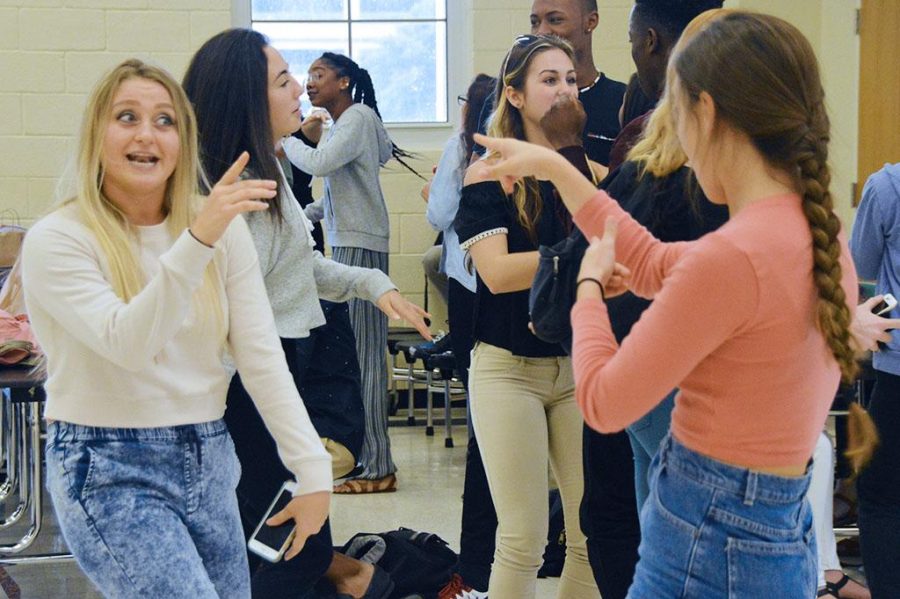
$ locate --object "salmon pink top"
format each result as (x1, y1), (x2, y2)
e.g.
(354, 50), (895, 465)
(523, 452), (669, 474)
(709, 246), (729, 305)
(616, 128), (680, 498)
(570, 191), (857, 468)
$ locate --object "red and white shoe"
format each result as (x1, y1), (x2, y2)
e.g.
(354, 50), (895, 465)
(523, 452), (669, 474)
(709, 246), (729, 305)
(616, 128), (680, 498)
(437, 574), (488, 599)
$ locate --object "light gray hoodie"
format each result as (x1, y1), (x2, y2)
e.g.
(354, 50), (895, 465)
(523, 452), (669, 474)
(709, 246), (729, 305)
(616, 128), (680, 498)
(283, 103), (393, 253)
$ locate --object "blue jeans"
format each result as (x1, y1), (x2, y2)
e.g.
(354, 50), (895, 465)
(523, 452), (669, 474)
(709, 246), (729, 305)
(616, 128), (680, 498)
(629, 435), (816, 599)
(626, 390), (676, 512)
(46, 419), (250, 598)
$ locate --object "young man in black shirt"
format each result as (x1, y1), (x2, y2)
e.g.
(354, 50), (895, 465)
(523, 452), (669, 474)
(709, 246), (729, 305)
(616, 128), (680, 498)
(530, 0), (626, 165)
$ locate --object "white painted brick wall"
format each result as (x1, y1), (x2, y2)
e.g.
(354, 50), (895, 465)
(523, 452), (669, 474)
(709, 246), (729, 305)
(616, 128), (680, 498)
(19, 8), (105, 51)
(0, 0), (858, 324)
(0, 0), (230, 233)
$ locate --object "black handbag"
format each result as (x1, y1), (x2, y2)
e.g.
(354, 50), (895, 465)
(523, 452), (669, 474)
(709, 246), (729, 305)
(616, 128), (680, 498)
(528, 227), (588, 351)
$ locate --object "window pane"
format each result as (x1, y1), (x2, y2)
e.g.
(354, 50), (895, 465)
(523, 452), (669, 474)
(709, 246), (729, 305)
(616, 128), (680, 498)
(251, 0), (347, 21)
(351, 0), (445, 20)
(352, 21), (446, 123)
(255, 22), (349, 114)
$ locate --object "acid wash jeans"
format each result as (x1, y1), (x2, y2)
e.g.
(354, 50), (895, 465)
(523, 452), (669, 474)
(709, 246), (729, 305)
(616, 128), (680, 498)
(628, 434), (817, 599)
(46, 419), (250, 598)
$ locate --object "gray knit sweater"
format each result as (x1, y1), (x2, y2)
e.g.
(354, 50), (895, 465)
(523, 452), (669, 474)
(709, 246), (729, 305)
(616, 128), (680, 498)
(282, 103), (393, 253)
(241, 164), (395, 339)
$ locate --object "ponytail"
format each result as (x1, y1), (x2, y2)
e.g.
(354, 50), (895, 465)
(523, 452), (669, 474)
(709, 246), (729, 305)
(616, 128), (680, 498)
(318, 53), (423, 179)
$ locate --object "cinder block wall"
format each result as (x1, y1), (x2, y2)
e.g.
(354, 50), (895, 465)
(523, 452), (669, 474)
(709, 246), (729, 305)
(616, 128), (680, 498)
(0, 0), (860, 330)
(0, 0), (632, 330)
(0, 0), (231, 225)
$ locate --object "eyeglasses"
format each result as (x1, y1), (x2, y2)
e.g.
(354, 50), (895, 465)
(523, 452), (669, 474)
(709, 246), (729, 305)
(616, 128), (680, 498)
(457, 95), (467, 105)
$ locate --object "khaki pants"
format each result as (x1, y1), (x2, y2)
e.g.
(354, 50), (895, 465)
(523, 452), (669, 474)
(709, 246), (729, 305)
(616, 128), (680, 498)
(469, 342), (599, 599)
(323, 438), (356, 479)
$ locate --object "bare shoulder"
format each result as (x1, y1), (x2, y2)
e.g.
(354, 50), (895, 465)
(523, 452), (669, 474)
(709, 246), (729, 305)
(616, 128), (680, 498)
(464, 158), (495, 186)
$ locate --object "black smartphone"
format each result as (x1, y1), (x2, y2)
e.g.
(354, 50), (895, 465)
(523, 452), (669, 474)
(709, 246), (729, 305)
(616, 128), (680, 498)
(247, 481), (297, 562)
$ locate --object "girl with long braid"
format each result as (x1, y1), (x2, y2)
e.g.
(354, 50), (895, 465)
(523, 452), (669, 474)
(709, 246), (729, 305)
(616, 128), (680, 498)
(282, 53), (416, 493)
(474, 10), (876, 597)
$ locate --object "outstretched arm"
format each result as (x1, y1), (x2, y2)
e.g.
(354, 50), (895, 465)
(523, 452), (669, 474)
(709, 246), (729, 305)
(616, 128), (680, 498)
(474, 134), (691, 298)
(282, 109), (366, 176)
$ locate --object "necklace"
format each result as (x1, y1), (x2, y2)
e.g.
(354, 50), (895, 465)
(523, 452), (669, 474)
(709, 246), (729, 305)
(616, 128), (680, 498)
(579, 71), (602, 93)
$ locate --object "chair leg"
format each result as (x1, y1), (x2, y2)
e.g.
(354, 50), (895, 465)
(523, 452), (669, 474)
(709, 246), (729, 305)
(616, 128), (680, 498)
(390, 353), (397, 405)
(425, 370), (434, 436)
(406, 361), (416, 426)
(443, 379), (453, 448)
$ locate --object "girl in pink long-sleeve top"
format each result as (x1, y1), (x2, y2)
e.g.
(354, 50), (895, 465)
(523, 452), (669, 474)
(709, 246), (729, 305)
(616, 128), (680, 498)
(475, 10), (877, 598)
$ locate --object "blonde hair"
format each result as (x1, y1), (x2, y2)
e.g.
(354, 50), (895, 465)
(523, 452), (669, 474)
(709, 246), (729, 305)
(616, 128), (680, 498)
(627, 8), (733, 178)
(488, 35), (575, 241)
(626, 96), (687, 178)
(63, 59), (222, 332)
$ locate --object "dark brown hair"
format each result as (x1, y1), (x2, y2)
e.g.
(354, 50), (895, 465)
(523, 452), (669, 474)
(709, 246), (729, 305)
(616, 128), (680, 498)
(461, 74), (496, 162)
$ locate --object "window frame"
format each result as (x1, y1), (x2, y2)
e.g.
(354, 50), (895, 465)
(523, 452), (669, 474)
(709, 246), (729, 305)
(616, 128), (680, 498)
(231, 0), (473, 150)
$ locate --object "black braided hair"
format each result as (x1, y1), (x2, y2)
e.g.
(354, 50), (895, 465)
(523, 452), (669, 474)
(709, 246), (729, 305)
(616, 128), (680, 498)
(318, 52), (422, 179)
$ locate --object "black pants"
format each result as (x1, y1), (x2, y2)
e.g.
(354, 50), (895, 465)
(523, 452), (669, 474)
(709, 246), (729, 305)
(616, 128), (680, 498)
(580, 426), (641, 599)
(858, 369), (900, 599)
(449, 278), (497, 591)
(225, 301), (363, 598)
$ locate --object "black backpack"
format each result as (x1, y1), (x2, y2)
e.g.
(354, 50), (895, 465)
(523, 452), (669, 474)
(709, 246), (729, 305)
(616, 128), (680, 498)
(339, 528), (458, 598)
(529, 228), (588, 353)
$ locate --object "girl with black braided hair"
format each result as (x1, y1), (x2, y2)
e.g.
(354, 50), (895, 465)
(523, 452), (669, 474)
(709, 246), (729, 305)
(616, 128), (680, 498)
(282, 53), (418, 493)
(473, 10), (877, 597)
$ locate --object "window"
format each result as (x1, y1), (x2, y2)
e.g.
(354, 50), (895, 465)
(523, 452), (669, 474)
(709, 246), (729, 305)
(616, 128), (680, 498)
(235, 0), (468, 132)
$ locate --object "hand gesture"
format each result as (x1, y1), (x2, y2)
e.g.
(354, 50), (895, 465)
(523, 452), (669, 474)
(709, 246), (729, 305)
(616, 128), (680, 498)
(191, 152), (275, 246)
(577, 217), (619, 291)
(265, 490), (330, 561)
(540, 94), (587, 150)
(302, 109), (331, 129)
(472, 133), (563, 183)
(376, 290), (433, 340)
(604, 262), (631, 299)
(851, 296), (900, 352)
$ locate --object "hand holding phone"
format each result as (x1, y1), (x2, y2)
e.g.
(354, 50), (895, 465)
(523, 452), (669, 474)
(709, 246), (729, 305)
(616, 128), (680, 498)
(872, 293), (897, 316)
(852, 295), (900, 352)
(247, 481), (299, 562)
(268, 490), (330, 561)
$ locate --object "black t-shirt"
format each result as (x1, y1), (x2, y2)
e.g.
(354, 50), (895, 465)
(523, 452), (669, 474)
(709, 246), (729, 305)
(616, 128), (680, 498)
(579, 74), (626, 166)
(454, 180), (569, 357)
(601, 161), (730, 343)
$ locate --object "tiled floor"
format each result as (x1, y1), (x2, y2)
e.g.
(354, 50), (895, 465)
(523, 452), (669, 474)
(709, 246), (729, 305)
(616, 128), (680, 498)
(0, 423), (560, 598)
(0, 420), (867, 598)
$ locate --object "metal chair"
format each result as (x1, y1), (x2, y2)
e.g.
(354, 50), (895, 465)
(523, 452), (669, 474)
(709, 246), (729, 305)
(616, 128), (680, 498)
(0, 367), (73, 565)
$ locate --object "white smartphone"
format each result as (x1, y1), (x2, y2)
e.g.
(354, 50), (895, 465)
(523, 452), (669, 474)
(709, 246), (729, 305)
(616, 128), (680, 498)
(247, 480), (298, 562)
(873, 293), (897, 316)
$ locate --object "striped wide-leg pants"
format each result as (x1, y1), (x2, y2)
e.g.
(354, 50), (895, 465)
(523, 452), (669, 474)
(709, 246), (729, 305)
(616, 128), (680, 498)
(331, 246), (395, 479)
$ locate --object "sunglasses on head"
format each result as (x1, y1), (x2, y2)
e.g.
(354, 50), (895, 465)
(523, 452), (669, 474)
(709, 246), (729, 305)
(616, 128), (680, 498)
(501, 34), (551, 80)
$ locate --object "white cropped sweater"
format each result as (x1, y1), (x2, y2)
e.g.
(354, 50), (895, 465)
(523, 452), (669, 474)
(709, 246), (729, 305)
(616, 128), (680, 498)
(21, 205), (331, 496)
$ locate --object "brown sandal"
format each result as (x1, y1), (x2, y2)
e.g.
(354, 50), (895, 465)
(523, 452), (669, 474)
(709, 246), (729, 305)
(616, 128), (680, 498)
(333, 474), (397, 494)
